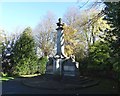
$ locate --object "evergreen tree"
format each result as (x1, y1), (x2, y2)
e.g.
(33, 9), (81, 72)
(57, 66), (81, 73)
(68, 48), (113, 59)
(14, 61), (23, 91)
(103, 2), (120, 79)
(12, 27), (38, 75)
(89, 41), (111, 70)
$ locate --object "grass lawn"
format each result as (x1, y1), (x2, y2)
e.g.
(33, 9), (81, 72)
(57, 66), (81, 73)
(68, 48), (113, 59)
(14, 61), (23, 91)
(0, 76), (14, 81)
(0, 73), (40, 83)
(20, 74), (40, 77)
(0, 72), (14, 82)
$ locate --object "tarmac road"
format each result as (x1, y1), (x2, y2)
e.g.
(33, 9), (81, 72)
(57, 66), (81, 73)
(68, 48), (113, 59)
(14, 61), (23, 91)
(1, 77), (120, 95)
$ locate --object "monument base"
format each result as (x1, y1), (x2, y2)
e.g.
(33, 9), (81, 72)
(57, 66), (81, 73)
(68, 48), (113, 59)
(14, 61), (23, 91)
(46, 55), (79, 77)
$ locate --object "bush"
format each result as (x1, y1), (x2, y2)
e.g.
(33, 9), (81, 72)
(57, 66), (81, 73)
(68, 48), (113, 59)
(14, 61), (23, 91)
(13, 58), (38, 75)
(37, 56), (48, 74)
(12, 27), (38, 75)
(88, 41), (112, 71)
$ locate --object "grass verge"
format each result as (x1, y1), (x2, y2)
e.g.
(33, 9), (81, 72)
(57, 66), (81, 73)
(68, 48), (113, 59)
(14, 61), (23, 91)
(19, 74), (40, 77)
(0, 72), (14, 82)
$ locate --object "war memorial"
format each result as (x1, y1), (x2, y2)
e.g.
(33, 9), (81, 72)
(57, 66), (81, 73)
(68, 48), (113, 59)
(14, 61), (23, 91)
(22, 18), (99, 90)
(45, 18), (79, 77)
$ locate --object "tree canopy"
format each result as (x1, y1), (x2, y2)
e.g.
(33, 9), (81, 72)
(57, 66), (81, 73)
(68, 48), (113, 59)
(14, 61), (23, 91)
(12, 27), (38, 75)
(103, 2), (120, 73)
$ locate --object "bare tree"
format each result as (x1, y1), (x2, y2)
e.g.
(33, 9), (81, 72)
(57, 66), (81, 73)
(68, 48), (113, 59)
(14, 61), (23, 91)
(0, 29), (6, 43)
(34, 12), (56, 56)
(63, 4), (108, 58)
(63, 6), (80, 29)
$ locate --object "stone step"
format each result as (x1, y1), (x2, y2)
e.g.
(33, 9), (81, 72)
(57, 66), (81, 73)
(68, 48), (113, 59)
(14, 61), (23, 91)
(22, 75), (100, 90)
(61, 76), (88, 82)
(63, 80), (100, 90)
(62, 78), (93, 85)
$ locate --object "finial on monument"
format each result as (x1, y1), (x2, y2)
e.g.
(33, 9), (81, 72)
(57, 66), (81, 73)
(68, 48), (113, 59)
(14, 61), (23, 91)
(56, 18), (64, 28)
(58, 18), (61, 24)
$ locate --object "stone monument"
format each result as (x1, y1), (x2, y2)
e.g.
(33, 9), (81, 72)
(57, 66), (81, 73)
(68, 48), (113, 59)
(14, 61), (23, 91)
(46, 18), (79, 76)
(22, 18), (100, 91)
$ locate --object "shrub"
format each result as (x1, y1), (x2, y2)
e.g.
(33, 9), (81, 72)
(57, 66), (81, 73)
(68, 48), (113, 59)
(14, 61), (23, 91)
(88, 41), (112, 71)
(37, 56), (48, 74)
(12, 27), (38, 75)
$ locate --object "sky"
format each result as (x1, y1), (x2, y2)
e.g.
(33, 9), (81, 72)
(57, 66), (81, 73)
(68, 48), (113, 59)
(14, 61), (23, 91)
(0, 1), (104, 36)
(0, 2), (80, 36)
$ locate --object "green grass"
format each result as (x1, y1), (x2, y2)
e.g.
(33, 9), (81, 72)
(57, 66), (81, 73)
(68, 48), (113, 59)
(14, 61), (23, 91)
(0, 72), (14, 82)
(0, 76), (14, 81)
(0, 76), (14, 82)
(0, 72), (40, 82)
(20, 74), (40, 77)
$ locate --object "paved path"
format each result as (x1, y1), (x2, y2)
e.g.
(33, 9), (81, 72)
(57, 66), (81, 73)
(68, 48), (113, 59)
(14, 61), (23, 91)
(1, 76), (120, 95)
